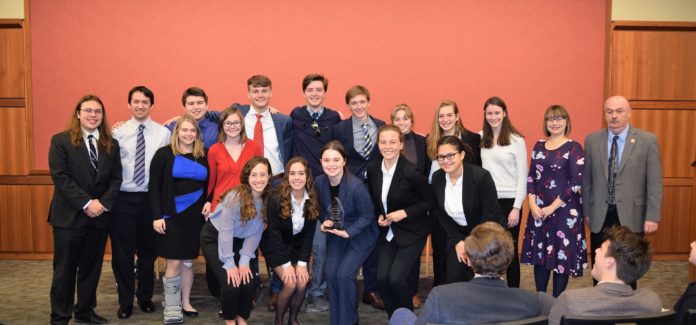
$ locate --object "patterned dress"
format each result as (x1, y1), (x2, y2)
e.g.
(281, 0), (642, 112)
(521, 139), (587, 276)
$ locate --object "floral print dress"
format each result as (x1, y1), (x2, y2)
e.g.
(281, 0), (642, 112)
(521, 139), (587, 276)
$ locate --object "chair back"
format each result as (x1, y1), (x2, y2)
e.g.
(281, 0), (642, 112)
(560, 310), (675, 325)
(481, 315), (548, 325)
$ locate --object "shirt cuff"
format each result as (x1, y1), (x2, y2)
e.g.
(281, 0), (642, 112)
(239, 255), (251, 267)
(297, 261), (307, 267)
(281, 262), (292, 269)
(83, 199), (93, 210)
(223, 260), (237, 270)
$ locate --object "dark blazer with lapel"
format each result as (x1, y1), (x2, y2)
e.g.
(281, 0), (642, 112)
(290, 106), (341, 177)
(315, 172), (378, 251)
(366, 156), (434, 246)
(405, 132), (430, 177)
(332, 115), (386, 178)
(461, 130), (483, 167)
(233, 104), (294, 166)
(48, 132), (123, 229)
(261, 190), (318, 268)
(431, 162), (504, 248)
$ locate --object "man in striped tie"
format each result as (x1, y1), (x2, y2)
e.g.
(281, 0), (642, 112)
(332, 85), (386, 310)
(110, 86), (172, 320)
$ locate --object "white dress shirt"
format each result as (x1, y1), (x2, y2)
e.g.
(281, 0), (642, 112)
(282, 190), (311, 268)
(245, 107), (284, 175)
(381, 159), (397, 241)
(444, 167), (467, 226)
(112, 117), (171, 192)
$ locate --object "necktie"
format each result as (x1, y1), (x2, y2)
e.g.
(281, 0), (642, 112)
(311, 112), (319, 120)
(607, 135), (619, 205)
(362, 123), (372, 159)
(133, 124), (146, 186)
(254, 114), (264, 151)
(88, 135), (98, 171)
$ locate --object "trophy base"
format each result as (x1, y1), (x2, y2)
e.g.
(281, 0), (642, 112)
(324, 226), (344, 231)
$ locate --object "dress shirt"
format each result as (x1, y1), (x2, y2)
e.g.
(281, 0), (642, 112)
(444, 166), (467, 226)
(281, 190), (311, 269)
(166, 111), (219, 149)
(245, 107), (284, 175)
(381, 159), (397, 241)
(81, 128), (100, 210)
(208, 192), (265, 269)
(351, 116), (378, 158)
(113, 117), (171, 192)
(306, 106), (324, 118)
(607, 125), (629, 164)
(480, 133), (528, 209)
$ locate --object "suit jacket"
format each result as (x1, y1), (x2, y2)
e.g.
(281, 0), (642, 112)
(582, 126), (663, 233)
(261, 191), (318, 268)
(431, 163), (504, 248)
(404, 132), (430, 177)
(233, 104), (293, 166)
(674, 282), (696, 325)
(366, 156), (434, 246)
(332, 115), (386, 178)
(413, 277), (554, 325)
(548, 282), (662, 325)
(48, 132), (123, 229)
(315, 172), (378, 252)
(290, 106), (341, 177)
(461, 130), (482, 167)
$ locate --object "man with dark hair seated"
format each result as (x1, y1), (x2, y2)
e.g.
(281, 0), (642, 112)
(548, 226), (662, 325)
(389, 222), (554, 325)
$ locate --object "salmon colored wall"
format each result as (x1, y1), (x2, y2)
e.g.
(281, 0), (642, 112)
(30, 1), (605, 169)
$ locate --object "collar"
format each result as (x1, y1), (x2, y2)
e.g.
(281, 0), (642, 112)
(130, 116), (152, 127)
(445, 165), (464, 187)
(609, 125), (629, 141)
(306, 106), (324, 117)
(251, 105), (271, 117)
(381, 158), (398, 176)
(291, 190), (310, 205)
(351, 115), (371, 126)
(82, 128), (100, 140)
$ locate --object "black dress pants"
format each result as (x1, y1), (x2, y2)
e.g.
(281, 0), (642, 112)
(50, 222), (108, 324)
(109, 192), (156, 307)
(376, 238), (426, 316)
(431, 216), (447, 287)
(499, 198), (520, 287)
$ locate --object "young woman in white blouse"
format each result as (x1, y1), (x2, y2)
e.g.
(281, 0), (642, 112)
(479, 96), (528, 288)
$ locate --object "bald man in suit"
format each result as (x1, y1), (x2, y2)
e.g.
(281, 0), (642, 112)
(583, 96), (663, 278)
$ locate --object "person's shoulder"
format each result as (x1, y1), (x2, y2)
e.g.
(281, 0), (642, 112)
(585, 129), (606, 142)
(51, 131), (70, 142)
(630, 127), (657, 142)
(635, 287), (662, 303)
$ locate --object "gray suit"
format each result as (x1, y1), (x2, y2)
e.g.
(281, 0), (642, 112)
(389, 277), (554, 325)
(548, 282), (662, 325)
(582, 126), (662, 233)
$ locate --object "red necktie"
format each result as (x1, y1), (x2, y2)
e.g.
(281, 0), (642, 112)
(254, 114), (264, 152)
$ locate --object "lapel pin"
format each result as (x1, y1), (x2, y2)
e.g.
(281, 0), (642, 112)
(630, 138), (636, 143)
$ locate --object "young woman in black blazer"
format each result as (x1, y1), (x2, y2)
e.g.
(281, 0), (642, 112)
(431, 136), (504, 284)
(261, 157), (319, 325)
(367, 125), (435, 318)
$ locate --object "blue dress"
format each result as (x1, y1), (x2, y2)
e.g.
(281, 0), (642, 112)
(156, 154), (208, 259)
(521, 140), (587, 276)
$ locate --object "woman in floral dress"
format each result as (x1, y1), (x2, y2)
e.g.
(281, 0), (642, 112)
(521, 104), (587, 298)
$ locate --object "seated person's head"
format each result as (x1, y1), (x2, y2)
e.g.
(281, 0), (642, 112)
(465, 222), (514, 277)
(592, 226), (652, 284)
(690, 240), (696, 266)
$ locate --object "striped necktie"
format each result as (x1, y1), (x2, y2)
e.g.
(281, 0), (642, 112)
(133, 124), (146, 186)
(87, 135), (98, 170)
(607, 135), (619, 205)
(362, 122), (372, 159)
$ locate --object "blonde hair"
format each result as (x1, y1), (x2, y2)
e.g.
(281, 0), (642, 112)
(426, 100), (469, 160)
(170, 115), (205, 158)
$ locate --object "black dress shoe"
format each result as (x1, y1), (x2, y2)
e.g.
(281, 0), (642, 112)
(74, 312), (109, 324)
(117, 306), (132, 319)
(183, 309), (199, 317)
(138, 300), (156, 313)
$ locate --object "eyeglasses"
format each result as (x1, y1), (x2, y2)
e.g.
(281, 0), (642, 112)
(80, 108), (103, 115)
(223, 121), (242, 128)
(545, 116), (566, 122)
(436, 152), (458, 162)
(310, 120), (321, 137)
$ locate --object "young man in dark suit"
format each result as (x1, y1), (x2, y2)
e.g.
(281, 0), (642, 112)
(48, 95), (123, 325)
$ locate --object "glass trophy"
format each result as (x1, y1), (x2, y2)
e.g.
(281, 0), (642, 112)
(325, 197), (345, 230)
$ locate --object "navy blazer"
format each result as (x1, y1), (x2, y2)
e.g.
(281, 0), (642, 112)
(366, 156), (434, 246)
(261, 191), (317, 268)
(290, 106), (341, 177)
(332, 115), (386, 179)
(232, 104), (293, 166)
(48, 132), (123, 229)
(315, 172), (378, 251)
(431, 162), (504, 248)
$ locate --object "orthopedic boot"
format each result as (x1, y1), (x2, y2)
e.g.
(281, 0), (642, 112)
(162, 275), (184, 324)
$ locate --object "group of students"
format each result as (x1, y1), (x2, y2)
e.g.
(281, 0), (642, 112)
(47, 72), (664, 325)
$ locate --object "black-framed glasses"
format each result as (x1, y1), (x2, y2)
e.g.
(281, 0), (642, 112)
(545, 116), (566, 122)
(223, 121), (242, 128)
(436, 152), (458, 162)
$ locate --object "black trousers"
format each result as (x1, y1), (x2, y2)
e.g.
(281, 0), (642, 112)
(499, 198), (520, 288)
(50, 223), (108, 324)
(431, 215), (447, 287)
(590, 206), (640, 288)
(108, 192), (156, 307)
(201, 222), (255, 320)
(376, 238), (426, 316)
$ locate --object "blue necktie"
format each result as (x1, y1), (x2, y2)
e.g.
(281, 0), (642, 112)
(133, 124), (146, 186)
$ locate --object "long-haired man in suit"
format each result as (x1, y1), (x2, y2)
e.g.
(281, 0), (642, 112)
(48, 95), (123, 325)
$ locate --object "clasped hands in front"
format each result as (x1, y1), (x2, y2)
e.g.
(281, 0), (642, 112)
(84, 199), (106, 218)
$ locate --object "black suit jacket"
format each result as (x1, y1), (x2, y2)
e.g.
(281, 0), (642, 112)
(405, 132), (430, 177)
(366, 156), (434, 246)
(332, 115), (386, 178)
(48, 132), (122, 229)
(431, 162), (503, 248)
(261, 191), (318, 268)
(461, 130), (482, 167)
